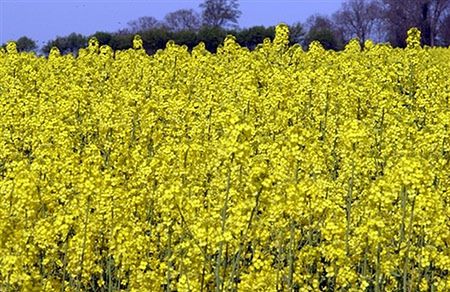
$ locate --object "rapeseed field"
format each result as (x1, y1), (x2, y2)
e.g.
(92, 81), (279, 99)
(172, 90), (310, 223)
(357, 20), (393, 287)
(1, 25), (450, 291)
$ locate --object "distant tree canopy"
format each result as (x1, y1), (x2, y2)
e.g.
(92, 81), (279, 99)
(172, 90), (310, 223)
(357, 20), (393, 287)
(381, 0), (450, 47)
(235, 26), (275, 50)
(164, 9), (202, 32)
(289, 22), (306, 44)
(126, 16), (163, 34)
(40, 25), (289, 56)
(35, 0), (450, 56)
(313, 0), (450, 47)
(2, 36), (38, 53)
(200, 0), (241, 28)
(333, 0), (382, 45)
(16, 36), (38, 52)
(42, 33), (87, 55)
(304, 15), (345, 50)
(90, 31), (113, 46)
(441, 13), (450, 45)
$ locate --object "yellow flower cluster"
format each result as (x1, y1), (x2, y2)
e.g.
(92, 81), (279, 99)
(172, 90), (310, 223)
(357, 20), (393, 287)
(1, 25), (450, 291)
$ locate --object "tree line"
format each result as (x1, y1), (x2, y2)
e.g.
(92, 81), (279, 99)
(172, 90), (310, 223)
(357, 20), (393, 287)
(5, 0), (450, 55)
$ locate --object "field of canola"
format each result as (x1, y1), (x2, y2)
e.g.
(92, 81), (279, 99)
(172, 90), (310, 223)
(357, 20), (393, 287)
(1, 25), (450, 291)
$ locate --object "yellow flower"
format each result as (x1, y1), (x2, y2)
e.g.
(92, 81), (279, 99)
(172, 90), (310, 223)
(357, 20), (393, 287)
(1, 24), (450, 291)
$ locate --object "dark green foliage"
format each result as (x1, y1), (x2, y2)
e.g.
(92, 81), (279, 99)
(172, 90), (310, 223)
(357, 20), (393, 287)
(140, 28), (173, 54)
(305, 28), (343, 50)
(303, 15), (344, 50)
(109, 34), (134, 51)
(235, 26), (275, 50)
(2, 36), (38, 53)
(42, 33), (87, 55)
(90, 32), (113, 46)
(16, 36), (38, 52)
(172, 30), (199, 49)
(197, 26), (228, 52)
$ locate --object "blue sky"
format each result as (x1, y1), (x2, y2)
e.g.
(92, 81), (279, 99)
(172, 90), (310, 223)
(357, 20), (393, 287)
(0, 0), (344, 47)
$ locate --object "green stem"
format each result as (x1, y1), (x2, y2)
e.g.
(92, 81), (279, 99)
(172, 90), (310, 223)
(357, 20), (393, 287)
(108, 255), (113, 292)
(345, 160), (355, 257)
(288, 220), (295, 289)
(77, 196), (90, 292)
(215, 166), (231, 292)
(375, 242), (381, 292)
(403, 196), (415, 291)
(228, 187), (263, 289)
(165, 223), (173, 292)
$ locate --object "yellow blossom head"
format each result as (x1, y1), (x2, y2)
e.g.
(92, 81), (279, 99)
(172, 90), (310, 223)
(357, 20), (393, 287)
(6, 41), (18, 54)
(88, 37), (100, 54)
(99, 45), (113, 58)
(221, 34), (240, 54)
(49, 46), (61, 59)
(274, 23), (290, 48)
(308, 40), (325, 54)
(406, 27), (421, 49)
(364, 39), (374, 51)
(344, 39), (361, 53)
(133, 35), (143, 50)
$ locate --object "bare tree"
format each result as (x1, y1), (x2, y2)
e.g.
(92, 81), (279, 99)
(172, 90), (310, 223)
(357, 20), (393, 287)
(439, 13), (450, 45)
(199, 0), (241, 28)
(382, 0), (450, 46)
(289, 22), (306, 44)
(304, 15), (345, 50)
(126, 16), (163, 34)
(164, 9), (201, 31)
(382, 0), (418, 46)
(422, 0), (450, 45)
(333, 0), (383, 44)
